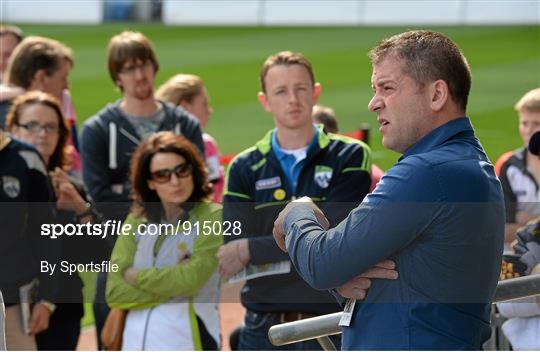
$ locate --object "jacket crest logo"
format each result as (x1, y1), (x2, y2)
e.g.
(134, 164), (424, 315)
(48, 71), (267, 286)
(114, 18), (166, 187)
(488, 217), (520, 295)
(2, 176), (21, 198)
(255, 176), (281, 191)
(314, 165), (333, 188)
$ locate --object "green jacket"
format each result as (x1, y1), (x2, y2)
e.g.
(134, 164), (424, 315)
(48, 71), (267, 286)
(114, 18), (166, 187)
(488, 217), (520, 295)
(106, 201), (223, 310)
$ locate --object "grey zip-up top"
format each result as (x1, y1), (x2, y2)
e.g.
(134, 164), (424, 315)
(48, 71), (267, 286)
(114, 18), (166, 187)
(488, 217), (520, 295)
(81, 100), (204, 226)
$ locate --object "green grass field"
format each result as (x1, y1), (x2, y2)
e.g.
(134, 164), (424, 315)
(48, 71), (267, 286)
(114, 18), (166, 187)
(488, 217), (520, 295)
(16, 24), (540, 170)
(14, 24), (539, 327)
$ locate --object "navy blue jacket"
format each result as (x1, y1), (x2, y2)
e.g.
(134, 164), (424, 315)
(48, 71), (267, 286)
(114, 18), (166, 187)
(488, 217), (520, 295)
(284, 118), (504, 349)
(0, 136), (59, 304)
(224, 126), (372, 313)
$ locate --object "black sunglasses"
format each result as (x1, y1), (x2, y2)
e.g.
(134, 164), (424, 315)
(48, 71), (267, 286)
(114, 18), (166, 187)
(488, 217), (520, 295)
(150, 163), (192, 183)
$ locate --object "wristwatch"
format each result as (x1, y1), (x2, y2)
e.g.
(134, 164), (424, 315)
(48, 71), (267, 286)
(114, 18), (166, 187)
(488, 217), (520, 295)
(76, 202), (94, 222)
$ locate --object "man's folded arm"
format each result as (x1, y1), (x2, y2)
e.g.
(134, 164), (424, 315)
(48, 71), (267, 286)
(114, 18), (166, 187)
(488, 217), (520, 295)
(284, 159), (437, 290)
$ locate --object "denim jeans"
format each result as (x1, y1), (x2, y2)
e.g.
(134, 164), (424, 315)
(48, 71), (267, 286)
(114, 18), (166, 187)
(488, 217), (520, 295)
(238, 310), (342, 351)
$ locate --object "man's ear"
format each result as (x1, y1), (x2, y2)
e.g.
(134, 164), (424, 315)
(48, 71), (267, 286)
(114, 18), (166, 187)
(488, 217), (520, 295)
(179, 100), (191, 111)
(257, 92), (271, 113)
(313, 83), (322, 104)
(430, 80), (449, 112)
(30, 69), (47, 90)
(148, 180), (155, 191)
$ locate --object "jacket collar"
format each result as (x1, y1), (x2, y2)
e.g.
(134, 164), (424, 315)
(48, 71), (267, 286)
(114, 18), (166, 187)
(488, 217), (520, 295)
(106, 99), (180, 141)
(255, 124), (330, 156)
(400, 117), (474, 161)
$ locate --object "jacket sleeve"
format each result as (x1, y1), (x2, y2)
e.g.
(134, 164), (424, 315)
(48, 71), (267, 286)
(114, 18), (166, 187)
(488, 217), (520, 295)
(497, 297), (540, 318)
(106, 214), (168, 310)
(27, 151), (61, 303)
(134, 208), (223, 297)
(284, 158), (437, 290)
(499, 161), (517, 223)
(223, 155), (290, 265)
(319, 141), (372, 226)
(80, 119), (130, 203)
(246, 233), (290, 265)
(61, 179), (109, 264)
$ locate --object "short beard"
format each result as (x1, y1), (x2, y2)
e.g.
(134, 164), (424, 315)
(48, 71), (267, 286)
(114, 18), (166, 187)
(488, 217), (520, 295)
(134, 85), (153, 100)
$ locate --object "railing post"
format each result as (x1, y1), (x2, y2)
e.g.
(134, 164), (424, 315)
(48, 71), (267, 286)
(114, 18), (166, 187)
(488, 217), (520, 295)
(316, 336), (337, 351)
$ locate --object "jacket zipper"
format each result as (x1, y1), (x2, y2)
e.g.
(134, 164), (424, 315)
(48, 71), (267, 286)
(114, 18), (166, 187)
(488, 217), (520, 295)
(141, 236), (162, 350)
(141, 306), (155, 350)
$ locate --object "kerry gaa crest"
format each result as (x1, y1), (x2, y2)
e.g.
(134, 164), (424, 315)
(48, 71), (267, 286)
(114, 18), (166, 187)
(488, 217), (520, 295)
(314, 165), (333, 188)
(2, 176), (21, 198)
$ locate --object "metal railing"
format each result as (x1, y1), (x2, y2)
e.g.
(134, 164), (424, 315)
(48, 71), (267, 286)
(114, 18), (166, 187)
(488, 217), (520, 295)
(268, 274), (540, 350)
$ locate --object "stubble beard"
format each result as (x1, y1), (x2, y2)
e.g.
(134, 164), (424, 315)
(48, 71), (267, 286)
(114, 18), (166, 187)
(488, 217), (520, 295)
(134, 83), (153, 101)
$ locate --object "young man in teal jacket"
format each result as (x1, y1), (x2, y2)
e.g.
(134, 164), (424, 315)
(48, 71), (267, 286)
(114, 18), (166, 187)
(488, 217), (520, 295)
(219, 51), (397, 350)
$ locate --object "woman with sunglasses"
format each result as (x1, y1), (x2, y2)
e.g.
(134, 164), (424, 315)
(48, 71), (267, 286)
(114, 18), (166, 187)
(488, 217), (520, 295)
(106, 132), (222, 350)
(156, 74), (224, 202)
(6, 91), (105, 350)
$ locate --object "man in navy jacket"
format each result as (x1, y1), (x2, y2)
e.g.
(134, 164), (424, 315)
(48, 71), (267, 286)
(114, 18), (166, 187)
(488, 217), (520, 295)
(274, 30), (504, 350)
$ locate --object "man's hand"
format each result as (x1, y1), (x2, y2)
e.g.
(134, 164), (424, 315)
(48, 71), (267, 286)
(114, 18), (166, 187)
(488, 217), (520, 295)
(51, 168), (88, 214)
(336, 260), (398, 300)
(28, 303), (52, 335)
(273, 196), (329, 252)
(217, 239), (250, 279)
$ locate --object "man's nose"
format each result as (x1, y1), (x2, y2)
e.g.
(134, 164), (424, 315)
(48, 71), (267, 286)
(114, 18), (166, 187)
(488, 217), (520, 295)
(368, 95), (383, 112)
(134, 67), (145, 79)
(288, 91), (299, 103)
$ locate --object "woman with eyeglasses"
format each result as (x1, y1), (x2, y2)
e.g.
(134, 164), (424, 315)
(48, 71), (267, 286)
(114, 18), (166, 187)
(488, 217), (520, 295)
(106, 131), (222, 350)
(6, 91), (105, 350)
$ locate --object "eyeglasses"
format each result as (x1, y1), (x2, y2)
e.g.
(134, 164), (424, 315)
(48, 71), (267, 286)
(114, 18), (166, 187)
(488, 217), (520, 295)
(119, 61), (153, 75)
(16, 122), (59, 134)
(150, 163), (192, 183)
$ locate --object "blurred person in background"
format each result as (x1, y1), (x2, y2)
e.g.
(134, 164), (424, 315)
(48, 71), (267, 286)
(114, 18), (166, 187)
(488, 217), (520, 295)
(0, 25), (23, 82)
(80, 30), (204, 347)
(156, 73), (224, 202)
(1, 35), (81, 173)
(0, 128), (59, 350)
(312, 104), (339, 133)
(495, 88), (540, 245)
(497, 131), (540, 349)
(6, 91), (106, 350)
(106, 132), (222, 350)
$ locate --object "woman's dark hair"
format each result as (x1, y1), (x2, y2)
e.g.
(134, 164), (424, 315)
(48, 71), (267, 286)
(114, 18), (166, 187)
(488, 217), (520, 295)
(130, 131), (210, 222)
